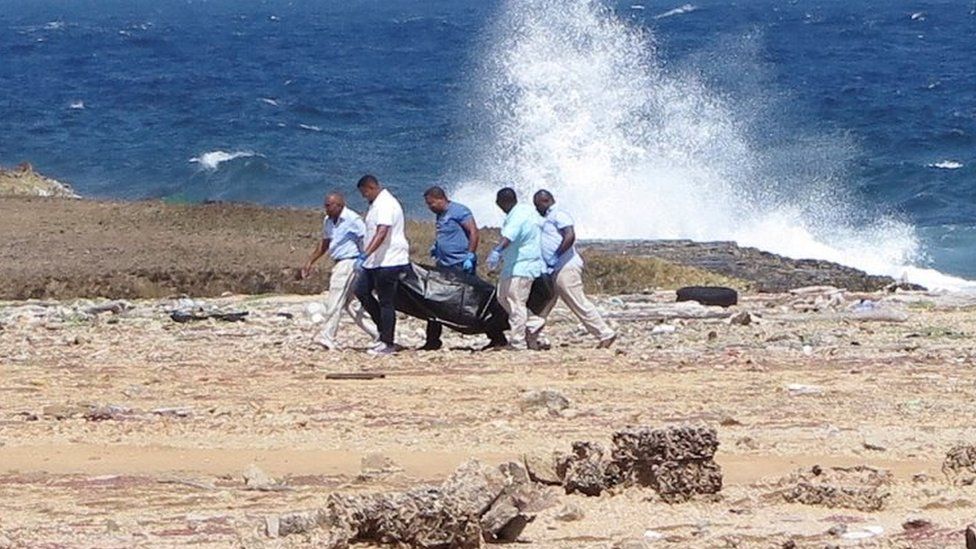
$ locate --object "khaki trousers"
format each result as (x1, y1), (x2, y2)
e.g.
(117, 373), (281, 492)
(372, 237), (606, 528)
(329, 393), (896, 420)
(540, 261), (614, 340)
(497, 276), (545, 349)
(318, 259), (378, 343)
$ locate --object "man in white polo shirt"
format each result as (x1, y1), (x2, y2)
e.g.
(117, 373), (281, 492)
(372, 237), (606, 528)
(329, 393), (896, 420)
(300, 192), (378, 350)
(354, 174), (410, 356)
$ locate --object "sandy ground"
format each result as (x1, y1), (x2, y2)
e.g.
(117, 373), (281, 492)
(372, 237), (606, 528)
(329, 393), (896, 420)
(2, 287), (976, 548)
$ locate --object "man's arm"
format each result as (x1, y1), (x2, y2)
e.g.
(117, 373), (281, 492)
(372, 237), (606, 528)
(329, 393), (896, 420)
(362, 226), (391, 257)
(556, 225), (576, 257)
(461, 218), (480, 252)
(301, 239), (330, 279)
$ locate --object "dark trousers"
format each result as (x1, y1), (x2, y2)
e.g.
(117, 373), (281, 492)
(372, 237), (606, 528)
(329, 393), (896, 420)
(355, 265), (407, 345)
(425, 263), (461, 346)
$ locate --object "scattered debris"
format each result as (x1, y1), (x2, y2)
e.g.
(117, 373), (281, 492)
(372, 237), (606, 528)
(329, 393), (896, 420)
(901, 517), (933, 531)
(943, 444), (976, 485)
(150, 406), (192, 418)
(861, 437), (887, 452)
(241, 464), (290, 492)
(785, 384), (823, 396)
(84, 404), (132, 421)
(728, 311), (759, 326)
(840, 525), (883, 540)
(519, 389), (570, 416)
(775, 465), (892, 511)
(275, 459), (540, 546)
(360, 453), (403, 478)
(523, 452), (562, 486)
(650, 324), (677, 335)
(158, 477), (217, 491)
(325, 372), (387, 380)
(554, 503), (584, 522)
(556, 441), (609, 497)
(85, 300), (132, 315)
(170, 311), (249, 323)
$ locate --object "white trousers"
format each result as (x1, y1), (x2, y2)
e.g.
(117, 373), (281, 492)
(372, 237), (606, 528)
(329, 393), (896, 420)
(497, 276), (545, 349)
(540, 261), (614, 340)
(318, 259), (378, 343)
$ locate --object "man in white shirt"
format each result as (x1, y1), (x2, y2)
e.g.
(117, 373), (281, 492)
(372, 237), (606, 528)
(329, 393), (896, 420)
(533, 189), (616, 348)
(354, 174), (410, 356)
(300, 192), (378, 350)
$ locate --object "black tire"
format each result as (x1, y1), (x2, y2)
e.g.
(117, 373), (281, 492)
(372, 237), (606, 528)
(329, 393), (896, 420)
(676, 286), (738, 308)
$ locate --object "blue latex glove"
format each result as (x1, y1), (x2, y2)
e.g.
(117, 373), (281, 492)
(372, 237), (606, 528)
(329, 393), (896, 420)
(354, 252), (368, 271)
(546, 256), (559, 274)
(461, 252), (477, 273)
(486, 248), (502, 271)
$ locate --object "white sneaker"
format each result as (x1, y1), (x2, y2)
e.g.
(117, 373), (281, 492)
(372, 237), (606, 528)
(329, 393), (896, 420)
(367, 343), (396, 356)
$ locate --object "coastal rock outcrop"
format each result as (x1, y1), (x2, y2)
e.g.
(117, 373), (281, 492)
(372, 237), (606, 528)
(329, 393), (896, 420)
(0, 163), (78, 198)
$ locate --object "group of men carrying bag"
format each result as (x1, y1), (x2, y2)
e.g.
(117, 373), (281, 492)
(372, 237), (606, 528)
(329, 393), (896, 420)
(300, 174), (616, 356)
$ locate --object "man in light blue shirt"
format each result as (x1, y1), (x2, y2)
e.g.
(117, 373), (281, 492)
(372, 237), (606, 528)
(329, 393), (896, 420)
(300, 192), (378, 350)
(534, 189), (616, 348)
(486, 187), (545, 350)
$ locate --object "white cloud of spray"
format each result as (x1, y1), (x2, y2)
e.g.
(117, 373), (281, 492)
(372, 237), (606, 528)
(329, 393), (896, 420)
(451, 0), (973, 289)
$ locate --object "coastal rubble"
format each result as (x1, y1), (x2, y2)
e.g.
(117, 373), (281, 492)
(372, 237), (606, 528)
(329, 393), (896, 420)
(943, 444), (976, 485)
(774, 465), (893, 511)
(274, 459), (539, 546)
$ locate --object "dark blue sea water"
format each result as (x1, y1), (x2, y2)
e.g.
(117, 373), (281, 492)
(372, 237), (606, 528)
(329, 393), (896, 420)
(1, 0), (974, 284)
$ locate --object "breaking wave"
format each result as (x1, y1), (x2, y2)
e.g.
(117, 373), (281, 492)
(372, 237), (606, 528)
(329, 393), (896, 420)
(189, 150), (260, 171)
(451, 0), (970, 289)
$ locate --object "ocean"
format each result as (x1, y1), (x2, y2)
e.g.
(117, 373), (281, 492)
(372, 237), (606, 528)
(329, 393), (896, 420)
(1, 0), (974, 287)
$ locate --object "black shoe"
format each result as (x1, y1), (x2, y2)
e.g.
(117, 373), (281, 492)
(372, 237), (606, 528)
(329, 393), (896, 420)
(418, 341), (442, 351)
(479, 338), (509, 352)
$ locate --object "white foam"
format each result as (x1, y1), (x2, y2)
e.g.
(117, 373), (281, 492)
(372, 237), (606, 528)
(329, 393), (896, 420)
(189, 150), (258, 171)
(928, 160), (963, 169)
(259, 97), (279, 107)
(654, 4), (697, 19)
(69, 100), (85, 110)
(911, 11), (926, 21)
(453, 0), (970, 290)
(298, 124), (323, 132)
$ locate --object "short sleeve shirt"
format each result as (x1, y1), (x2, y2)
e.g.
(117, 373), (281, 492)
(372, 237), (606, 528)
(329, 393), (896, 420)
(499, 203), (544, 279)
(322, 207), (366, 261)
(363, 188), (410, 269)
(540, 207), (583, 272)
(434, 201), (474, 267)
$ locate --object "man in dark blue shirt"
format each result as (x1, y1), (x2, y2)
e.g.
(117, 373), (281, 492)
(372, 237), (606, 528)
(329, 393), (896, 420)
(421, 186), (480, 350)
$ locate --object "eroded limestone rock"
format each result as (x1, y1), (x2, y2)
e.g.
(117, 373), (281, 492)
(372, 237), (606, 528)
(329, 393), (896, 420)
(777, 465), (893, 512)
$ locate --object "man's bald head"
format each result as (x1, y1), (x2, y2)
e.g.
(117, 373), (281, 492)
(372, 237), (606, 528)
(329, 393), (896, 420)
(324, 192), (346, 220)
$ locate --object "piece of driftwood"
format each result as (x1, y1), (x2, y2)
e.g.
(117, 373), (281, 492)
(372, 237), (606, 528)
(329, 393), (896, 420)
(325, 372), (387, 380)
(170, 311), (249, 323)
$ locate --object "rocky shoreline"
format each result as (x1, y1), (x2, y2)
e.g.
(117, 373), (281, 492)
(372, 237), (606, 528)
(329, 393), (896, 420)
(0, 191), (903, 300)
(580, 240), (901, 293)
